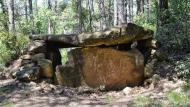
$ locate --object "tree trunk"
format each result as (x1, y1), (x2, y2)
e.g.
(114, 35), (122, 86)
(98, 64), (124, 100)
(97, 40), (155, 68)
(146, 0), (150, 22)
(108, 0), (112, 27)
(136, 0), (142, 14)
(24, 0), (28, 22)
(54, 0), (58, 12)
(114, 0), (118, 26)
(141, 0), (145, 13)
(48, 0), (52, 9)
(77, 0), (82, 33)
(128, 0), (131, 22)
(98, 0), (107, 30)
(118, 0), (126, 25)
(48, 0), (54, 34)
(87, 0), (93, 32)
(34, 0), (38, 13)
(28, 0), (33, 19)
(0, 0), (9, 31)
(131, 0), (133, 22)
(28, 0), (34, 34)
(157, 0), (168, 26)
(7, 0), (15, 35)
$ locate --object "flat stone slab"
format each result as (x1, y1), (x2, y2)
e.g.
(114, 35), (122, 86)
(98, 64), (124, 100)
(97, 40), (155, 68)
(30, 23), (153, 48)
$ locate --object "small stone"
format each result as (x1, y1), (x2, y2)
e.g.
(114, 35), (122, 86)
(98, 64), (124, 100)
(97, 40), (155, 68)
(20, 54), (32, 60)
(123, 87), (132, 95)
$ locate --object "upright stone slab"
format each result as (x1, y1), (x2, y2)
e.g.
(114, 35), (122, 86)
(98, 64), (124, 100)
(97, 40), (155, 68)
(64, 48), (145, 90)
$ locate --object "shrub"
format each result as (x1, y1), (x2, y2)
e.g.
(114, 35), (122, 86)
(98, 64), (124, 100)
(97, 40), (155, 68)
(0, 31), (29, 65)
(174, 54), (190, 81)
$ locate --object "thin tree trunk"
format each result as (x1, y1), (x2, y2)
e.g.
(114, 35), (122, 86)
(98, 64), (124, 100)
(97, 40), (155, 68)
(87, 0), (93, 32)
(28, 0), (34, 34)
(131, 0), (133, 22)
(28, 0), (33, 19)
(118, 0), (126, 25)
(146, 0), (150, 22)
(114, 0), (118, 26)
(136, 0), (141, 14)
(35, 0), (38, 13)
(108, 0), (112, 27)
(48, 0), (54, 34)
(54, 0), (58, 12)
(0, 0), (9, 31)
(128, 0), (131, 22)
(98, 0), (107, 30)
(141, 0), (145, 13)
(157, 0), (168, 26)
(24, 0), (28, 22)
(77, 0), (82, 33)
(7, 0), (15, 35)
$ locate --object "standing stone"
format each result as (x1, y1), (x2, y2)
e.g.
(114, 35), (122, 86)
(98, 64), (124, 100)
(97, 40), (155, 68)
(67, 48), (145, 90)
(38, 59), (53, 78)
(55, 65), (82, 87)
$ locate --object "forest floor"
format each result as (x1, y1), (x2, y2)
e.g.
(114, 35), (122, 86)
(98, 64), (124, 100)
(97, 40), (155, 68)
(0, 59), (190, 107)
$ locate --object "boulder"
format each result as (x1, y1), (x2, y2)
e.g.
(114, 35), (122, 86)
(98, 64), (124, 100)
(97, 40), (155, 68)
(55, 66), (65, 86)
(28, 40), (46, 54)
(38, 59), (53, 78)
(8, 59), (22, 74)
(31, 53), (45, 61)
(12, 64), (40, 81)
(66, 48), (144, 90)
(55, 65), (82, 87)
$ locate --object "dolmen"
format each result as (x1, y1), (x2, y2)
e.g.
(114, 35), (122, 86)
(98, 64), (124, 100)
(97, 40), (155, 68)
(7, 23), (158, 90)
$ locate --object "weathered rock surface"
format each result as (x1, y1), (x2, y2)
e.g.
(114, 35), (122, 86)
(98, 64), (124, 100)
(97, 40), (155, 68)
(55, 65), (81, 87)
(28, 40), (46, 54)
(31, 53), (45, 61)
(38, 59), (53, 78)
(30, 23), (153, 48)
(12, 63), (40, 81)
(62, 48), (144, 90)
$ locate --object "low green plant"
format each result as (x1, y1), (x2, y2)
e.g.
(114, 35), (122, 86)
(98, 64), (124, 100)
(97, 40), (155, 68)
(133, 95), (151, 107)
(106, 95), (113, 103)
(2, 100), (14, 107)
(175, 54), (190, 81)
(166, 91), (190, 107)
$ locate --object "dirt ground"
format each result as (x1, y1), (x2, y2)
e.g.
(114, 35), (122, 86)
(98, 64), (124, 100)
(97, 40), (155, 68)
(0, 76), (185, 107)
(0, 60), (187, 107)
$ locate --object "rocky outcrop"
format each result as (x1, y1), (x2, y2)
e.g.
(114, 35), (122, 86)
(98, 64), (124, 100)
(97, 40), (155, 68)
(7, 23), (158, 90)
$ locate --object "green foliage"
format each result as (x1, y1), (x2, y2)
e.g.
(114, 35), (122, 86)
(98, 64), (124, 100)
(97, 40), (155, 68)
(106, 95), (113, 103)
(1, 100), (14, 107)
(167, 91), (190, 107)
(156, 0), (190, 52)
(0, 31), (29, 65)
(133, 95), (151, 107)
(175, 54), (190, 81)
(59, 49), (68, 64)
(134, 13), (156, 31)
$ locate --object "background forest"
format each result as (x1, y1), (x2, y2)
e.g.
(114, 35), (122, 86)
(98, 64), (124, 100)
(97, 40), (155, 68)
(0, 0), (190, 80)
